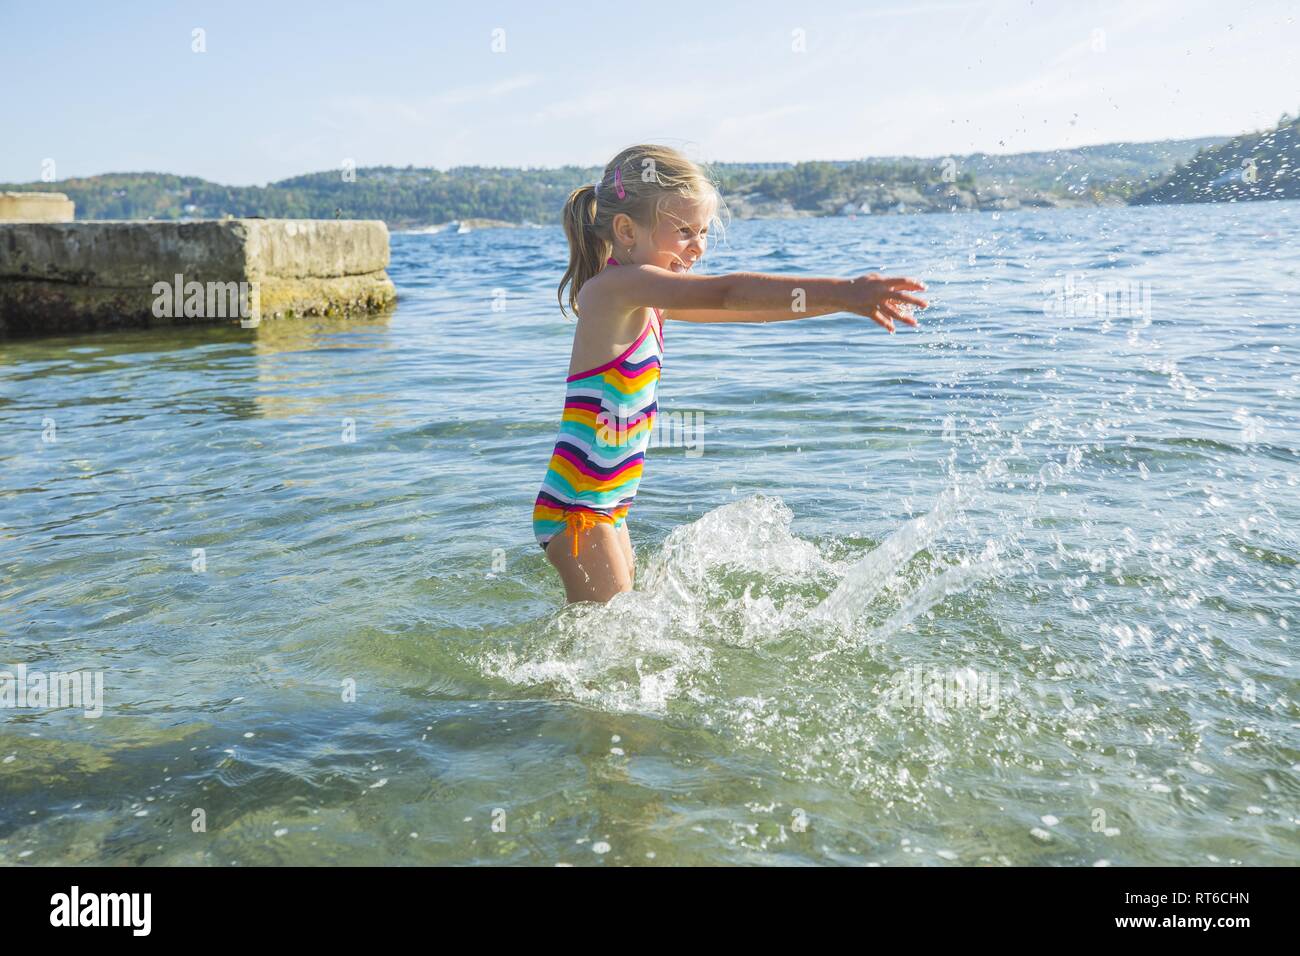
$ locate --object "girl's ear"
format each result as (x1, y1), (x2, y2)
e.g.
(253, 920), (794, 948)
(610, 212), (635, 249)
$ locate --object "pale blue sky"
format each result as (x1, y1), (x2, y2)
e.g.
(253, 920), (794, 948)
(2, 0), (1296, 185)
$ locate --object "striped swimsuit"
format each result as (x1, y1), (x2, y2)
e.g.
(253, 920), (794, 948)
(533, 256), (664, 556)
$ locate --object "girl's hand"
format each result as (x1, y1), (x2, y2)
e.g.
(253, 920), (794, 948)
(845, 274), (928, 333)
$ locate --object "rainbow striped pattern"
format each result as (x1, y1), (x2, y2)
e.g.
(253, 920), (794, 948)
(533, 260), (664, 555)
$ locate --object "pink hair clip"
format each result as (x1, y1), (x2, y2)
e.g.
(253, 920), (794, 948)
(614, 166), (626, 199)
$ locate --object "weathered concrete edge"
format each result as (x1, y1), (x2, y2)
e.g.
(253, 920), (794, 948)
(0, 192), (76, 224)
(237, 219), (392, 280)
(0, 219), (397, 338)
(0, 219), (392, 283)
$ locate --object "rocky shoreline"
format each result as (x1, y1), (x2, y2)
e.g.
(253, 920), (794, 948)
(725, 182), (1124, 219)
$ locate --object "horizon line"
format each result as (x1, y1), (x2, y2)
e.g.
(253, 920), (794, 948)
(1, 129), (1252, 190)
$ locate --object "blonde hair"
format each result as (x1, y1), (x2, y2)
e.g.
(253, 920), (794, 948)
(557, 144), (726, 318)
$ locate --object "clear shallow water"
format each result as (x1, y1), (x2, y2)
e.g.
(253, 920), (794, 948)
(1, 201), (1297, 866)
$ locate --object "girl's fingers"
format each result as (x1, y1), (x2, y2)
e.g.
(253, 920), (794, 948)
(880, 303), (917, 327)
(888, 291), (929, 309)
(886, 277), (926, 291)
(869, 308), (895, 333)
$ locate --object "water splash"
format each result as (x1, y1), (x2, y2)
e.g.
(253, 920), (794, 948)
(483, 495), (832, 713)
(809, 484), (967, 630)
(483, 431), (1100, 722)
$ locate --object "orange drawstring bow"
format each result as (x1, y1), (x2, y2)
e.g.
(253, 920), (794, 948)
(565, 510), (601, 558)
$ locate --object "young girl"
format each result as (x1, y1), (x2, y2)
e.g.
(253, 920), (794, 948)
(533, 144), (928, 604)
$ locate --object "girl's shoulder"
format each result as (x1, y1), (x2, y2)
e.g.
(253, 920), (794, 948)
(567, 289), (656, 377)
(575, 267), (617, 318)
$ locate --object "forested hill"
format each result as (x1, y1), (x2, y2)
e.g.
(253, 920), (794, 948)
(0, 136), (1235, 226)
(1130, 116), (1300, 205)
(875, 137), (1228, 193)
(0, 162), (976, 225)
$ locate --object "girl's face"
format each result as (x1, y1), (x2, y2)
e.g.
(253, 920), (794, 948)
(620, 196), (711, 273)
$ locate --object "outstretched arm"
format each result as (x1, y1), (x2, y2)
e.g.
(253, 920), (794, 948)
(662, 303), (849, 325)
(595, 265), (928, 333)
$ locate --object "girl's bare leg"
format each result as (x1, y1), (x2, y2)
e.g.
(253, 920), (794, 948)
(615, 522), (635, 585)
(544, 521), (633, 604)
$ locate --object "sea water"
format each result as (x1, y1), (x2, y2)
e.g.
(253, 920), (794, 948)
(1, 200), (1296, 865)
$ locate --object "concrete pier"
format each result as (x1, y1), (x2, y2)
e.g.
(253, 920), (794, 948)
(0, 219), (397, 337)
(0, 191), (75, 223)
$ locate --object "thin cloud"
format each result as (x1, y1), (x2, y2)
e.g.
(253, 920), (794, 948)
(328, 74), (542, 127)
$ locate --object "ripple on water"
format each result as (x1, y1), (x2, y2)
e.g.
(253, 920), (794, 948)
(3, 203), (1298, 864)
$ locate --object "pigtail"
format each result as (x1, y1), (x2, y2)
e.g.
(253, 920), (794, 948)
(557, 184), (607, 319)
